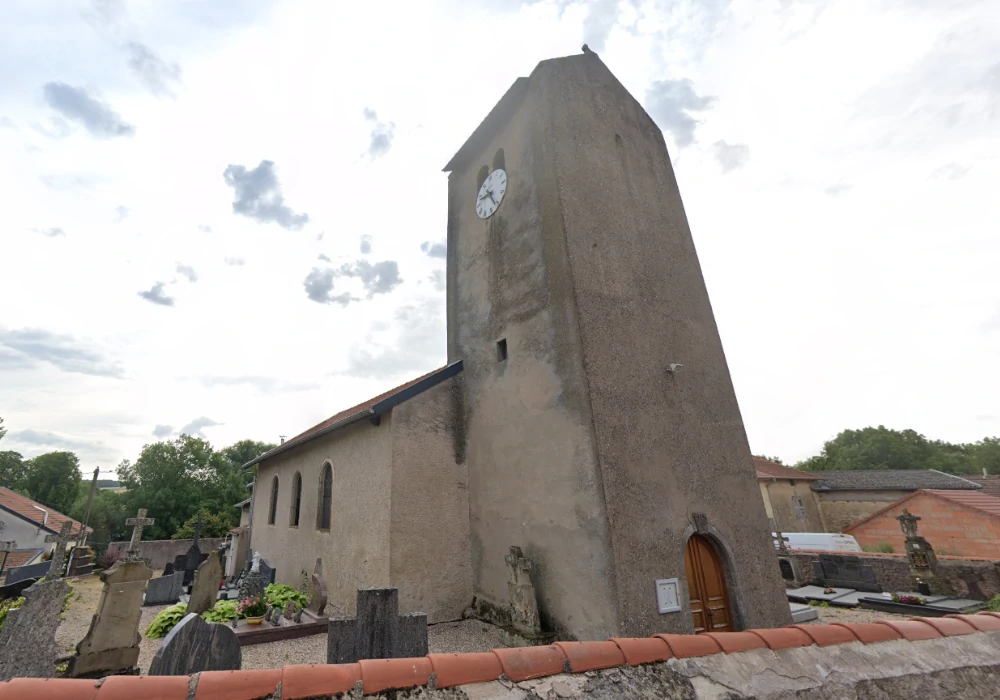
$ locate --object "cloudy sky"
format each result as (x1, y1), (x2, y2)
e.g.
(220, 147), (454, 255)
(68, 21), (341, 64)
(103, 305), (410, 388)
(1, 0), (998, 476)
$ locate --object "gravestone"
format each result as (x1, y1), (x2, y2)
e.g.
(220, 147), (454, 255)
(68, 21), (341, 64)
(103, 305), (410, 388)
(812, 554), (882, 593)
(4, 560), (50, 586)
(163, 562), (175, 576)
(327, 588), (427, 664)
(0, 573), (46, 601)
(67, 512), (156, 678)
(897, 509), (953, 596)
(0, 577), (72, 681)
(123, 509), (154, 561)
(238, 551), (268, 601)
(147, 613), (242, 676)
(188, 551), (223, 616)
(144, 571), (183, 606)
(259, 557), (276, 585)
(171, 515), (208, 588)
(283, 600), (296, 620)
(306, 558), (327, 617)
(44, 521), (75, 581)
(505, 546), (542, 636)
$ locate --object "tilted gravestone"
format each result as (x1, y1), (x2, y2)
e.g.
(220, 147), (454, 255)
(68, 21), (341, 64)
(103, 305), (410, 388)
(147, 613), (241, 676)
(306, 558), (328, 617)
(67, 511), (156, 678)
(327, 588), (427, 664)
(66, 558), (154, 677)
(187, 551), (223, 616)
(0, 577), (72, 679)
(144, 571), (184, 606)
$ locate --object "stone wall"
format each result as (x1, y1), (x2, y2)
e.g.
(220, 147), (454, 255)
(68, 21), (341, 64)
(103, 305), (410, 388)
(780, 549), (1000, 599)
(106, 538), (224, 570)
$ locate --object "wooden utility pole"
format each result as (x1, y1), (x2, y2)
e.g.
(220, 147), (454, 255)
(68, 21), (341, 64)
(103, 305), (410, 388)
(78, 467), (99, 547)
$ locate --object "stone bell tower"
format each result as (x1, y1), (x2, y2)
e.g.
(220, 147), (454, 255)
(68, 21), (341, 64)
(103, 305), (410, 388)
(443, 50), (791, 639)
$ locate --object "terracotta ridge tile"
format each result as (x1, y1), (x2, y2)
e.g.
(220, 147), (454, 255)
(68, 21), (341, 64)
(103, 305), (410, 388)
(655, 633), (723, 658)
(554, 641), (627, 672)
(608, 637), (673, 666)
(359, 657), (433, 695)
(427, 652), (503, 688)
(873, 619), (942, 642)
(491, 645), (568, 681)
(747, 627), (814, 650)
(701, 631), (768, 654)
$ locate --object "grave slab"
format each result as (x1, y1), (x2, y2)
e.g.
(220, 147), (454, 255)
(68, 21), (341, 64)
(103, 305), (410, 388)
(789, 603), (819, 623)
(925, 597), (987, 613)
(148, 613), (241, 675)
(4, 561), (50, 586)
(786, 585), (855, 602)
(187, 551), (223, 616)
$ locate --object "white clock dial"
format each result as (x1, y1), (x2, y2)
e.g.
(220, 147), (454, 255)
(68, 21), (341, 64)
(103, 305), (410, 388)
(475, 168), (507, 219)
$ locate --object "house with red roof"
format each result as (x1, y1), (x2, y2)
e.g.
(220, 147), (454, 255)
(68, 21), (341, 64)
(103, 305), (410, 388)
(845, 488), (1000, 559)
(0, 486), (90, 576)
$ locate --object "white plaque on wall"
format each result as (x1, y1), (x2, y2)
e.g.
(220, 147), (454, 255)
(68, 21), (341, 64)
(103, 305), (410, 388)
(655, 578), (681, 614)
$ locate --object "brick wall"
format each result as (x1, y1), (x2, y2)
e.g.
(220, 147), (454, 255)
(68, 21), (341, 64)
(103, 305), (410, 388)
(846, 492), (1000, 559)
(812, 490), (910, 533)
(781, 550), (1000, 600)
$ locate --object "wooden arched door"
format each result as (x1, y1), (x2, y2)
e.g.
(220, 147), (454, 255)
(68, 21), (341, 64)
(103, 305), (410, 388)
(684, 534), (734, 633)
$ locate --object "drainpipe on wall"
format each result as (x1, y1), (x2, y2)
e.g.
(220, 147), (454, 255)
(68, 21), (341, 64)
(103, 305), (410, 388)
(245, 477), (256, 568)
(31, 505), (49, 534)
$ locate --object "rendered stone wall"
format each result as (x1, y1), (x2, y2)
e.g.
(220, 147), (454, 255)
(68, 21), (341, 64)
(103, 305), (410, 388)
(106, 538), (224, 570)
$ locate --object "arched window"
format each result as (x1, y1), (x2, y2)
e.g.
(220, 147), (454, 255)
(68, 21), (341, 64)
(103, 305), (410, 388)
(268, 475), (279, 525)
(318, 462), (333, 531)
(290, 472), (302, 527)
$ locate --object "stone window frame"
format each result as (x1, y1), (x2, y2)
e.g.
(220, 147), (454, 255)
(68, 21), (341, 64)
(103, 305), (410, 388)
(268, 475), (279, 525)
(317, 461), (333, 532)
(289, 471), (302, 528)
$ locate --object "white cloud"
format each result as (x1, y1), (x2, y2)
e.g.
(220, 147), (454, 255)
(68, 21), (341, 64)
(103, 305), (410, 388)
(0, 0), (998, 473)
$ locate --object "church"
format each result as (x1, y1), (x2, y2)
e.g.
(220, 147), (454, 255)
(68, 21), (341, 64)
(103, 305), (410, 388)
(241, 49), (791, 640)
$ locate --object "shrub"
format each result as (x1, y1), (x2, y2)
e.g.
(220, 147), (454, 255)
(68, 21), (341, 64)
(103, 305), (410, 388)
(145, 602), (188, 639)
(97, 549), (122, 570)
(874, 542), (894, 554)
(265, 583), (309, 611)
(988, 594), (1000, 613)
(0, 597), (25, 632)
(202, 599), (239, 623)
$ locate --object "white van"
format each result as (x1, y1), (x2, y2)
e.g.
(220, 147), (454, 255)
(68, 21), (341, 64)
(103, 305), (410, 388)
(772, 532), (863, 553)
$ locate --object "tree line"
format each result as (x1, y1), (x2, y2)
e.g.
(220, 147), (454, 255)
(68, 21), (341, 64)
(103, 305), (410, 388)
(761, 425), (1000, 475)
(0, 416), (274, 550)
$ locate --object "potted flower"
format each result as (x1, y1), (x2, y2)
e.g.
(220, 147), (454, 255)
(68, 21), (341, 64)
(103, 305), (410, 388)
(237, 595), (268, 625)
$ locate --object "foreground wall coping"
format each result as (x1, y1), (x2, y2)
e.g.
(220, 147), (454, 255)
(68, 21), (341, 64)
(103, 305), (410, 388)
(2, 612), (999, 699)
(781, 548), (999, 562)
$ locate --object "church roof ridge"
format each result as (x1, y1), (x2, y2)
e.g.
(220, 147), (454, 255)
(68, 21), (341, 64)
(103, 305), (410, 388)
(10, 612), (1000, 698)
(241, 361), (463, 470)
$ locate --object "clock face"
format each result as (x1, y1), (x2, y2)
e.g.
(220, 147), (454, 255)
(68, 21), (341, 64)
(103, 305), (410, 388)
(476, 168), (507, 219)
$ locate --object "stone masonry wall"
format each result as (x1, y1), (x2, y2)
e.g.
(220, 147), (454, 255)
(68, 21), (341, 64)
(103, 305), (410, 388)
(781, 550), (1000, 599)
(106, 538), (224, 570)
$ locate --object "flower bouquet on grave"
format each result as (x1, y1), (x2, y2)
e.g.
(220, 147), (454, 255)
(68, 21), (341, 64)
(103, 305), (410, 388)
(891, 593), (927, 605)
(237, 595), (268, 624)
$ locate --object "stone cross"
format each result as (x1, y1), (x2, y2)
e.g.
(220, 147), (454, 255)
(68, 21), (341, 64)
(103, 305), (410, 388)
(327, 588), (427, 664)
(191, 513), (203, 548)
(125, 509), (155, 560)
(44, 521), (74, 581)
(896, 509), (921, 540)
(504, 546), (542, 636)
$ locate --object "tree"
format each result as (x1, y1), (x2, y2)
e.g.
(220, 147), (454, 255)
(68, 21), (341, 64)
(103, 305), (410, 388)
(218, 439), (276, 472)
(0, 416), (6, 442)
(795, 426), (1000, 475)
(23, 451), (82, 513)
(69, 487), (126, 553)
(116, 435), (248, 540)
(171, 508), (236, 540)
(0, 451), (28, 492)
(753, 454), (784, 465)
